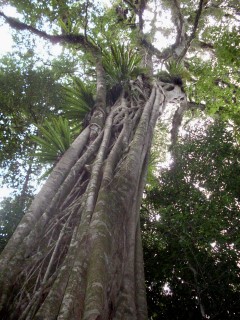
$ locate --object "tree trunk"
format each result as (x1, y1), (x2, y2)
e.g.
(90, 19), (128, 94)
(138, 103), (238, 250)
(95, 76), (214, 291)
(0, 78), (185, 319)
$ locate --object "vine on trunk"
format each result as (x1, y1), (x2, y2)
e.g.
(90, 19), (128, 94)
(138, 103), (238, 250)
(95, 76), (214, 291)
(0, 76), (185, 319)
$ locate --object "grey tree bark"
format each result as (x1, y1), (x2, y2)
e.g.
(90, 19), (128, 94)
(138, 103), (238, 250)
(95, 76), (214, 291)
(0, 75), (185, 319)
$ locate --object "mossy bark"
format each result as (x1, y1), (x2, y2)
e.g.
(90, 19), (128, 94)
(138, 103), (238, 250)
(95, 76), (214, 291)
(0, 78), (184, 319)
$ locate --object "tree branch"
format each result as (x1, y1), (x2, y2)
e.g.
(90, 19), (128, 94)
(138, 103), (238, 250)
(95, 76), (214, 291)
(187, 101), (205, 110)
(157, 0), (205, 62)
(144, 0), (188, 61)
(141, 0), (205, 62)
(170, 101), (205, 148)
(177, 0), (204, 61)
(0, 10), (107, 118)
(140, 38), (168, 60)
(198, 40), (214, 50)
(121, 0), (183, 61)
(170, 102), (187, 148)
(188, 263), (206, 319)
(84, 0), (90, 39)
(0, 11), (97, 52)
(123, 0), (147, 30)
(189, 0), (204, 43)
(172, 0), (186, 48)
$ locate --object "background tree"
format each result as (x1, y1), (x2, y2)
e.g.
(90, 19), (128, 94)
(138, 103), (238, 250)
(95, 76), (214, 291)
(142, 120), (240, 319)
(0, 52), (77, 248)
(0, 0), (239, 319)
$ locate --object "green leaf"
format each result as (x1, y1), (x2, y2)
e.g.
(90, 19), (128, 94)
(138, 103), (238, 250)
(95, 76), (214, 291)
(62, 79), (95, 124)
(31, 116), (73, 164)
(102, 42), (144, 86)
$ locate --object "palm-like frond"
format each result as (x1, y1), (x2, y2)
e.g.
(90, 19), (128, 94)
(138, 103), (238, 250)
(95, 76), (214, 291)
(157, 60), (190, 84)
(102, 43), (143, 86)
(62, 78), (95, 122)
(31, 116), (72, 163)
(165, 60), (190, 79)
(58, 17), (72, 34)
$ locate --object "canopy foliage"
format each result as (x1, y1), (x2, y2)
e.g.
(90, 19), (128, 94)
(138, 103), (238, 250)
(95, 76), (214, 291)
(142, 121), (240, 318)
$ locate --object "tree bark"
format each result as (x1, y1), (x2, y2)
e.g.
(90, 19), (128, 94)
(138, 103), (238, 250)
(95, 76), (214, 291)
(0, 77), (184, 319)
